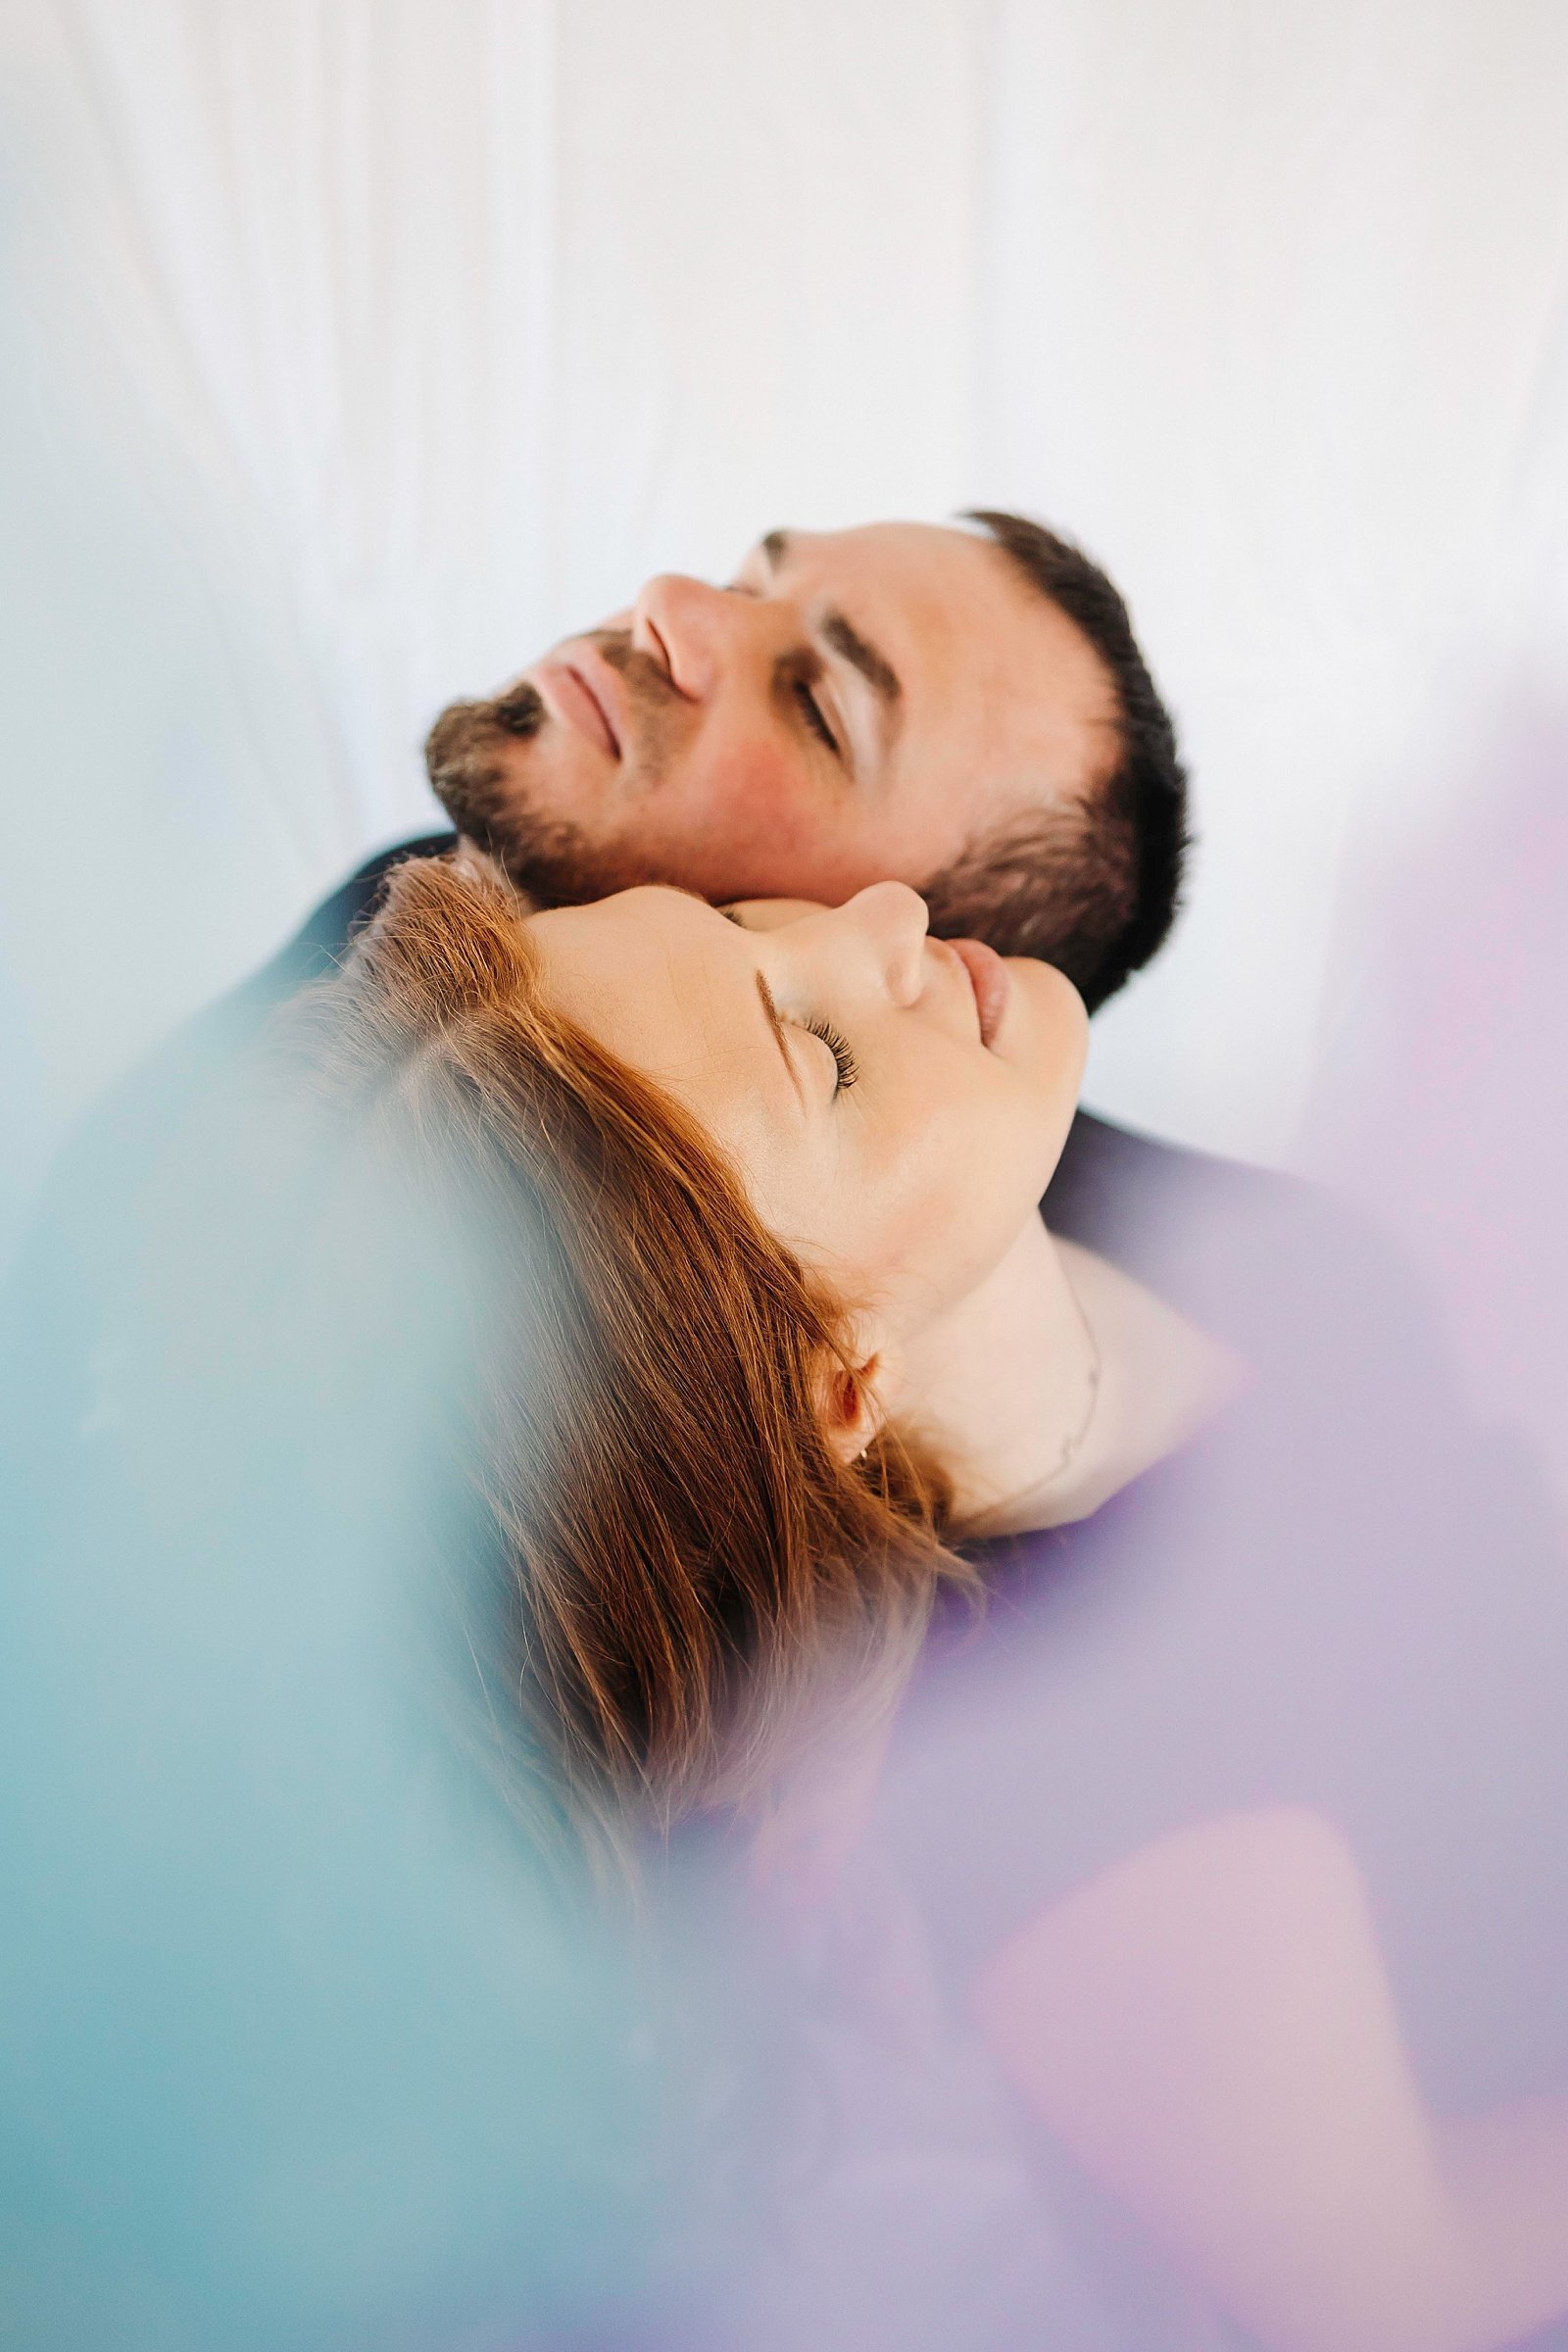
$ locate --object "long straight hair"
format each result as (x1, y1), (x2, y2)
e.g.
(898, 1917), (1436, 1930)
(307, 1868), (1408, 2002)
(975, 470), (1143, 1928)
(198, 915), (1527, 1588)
(275, 853), (963, 1884)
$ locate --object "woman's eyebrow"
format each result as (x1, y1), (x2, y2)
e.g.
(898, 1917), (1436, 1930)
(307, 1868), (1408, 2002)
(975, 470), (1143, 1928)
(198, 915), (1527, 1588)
(714, 905), (806, 1105)
(754, 970), (807, 1110)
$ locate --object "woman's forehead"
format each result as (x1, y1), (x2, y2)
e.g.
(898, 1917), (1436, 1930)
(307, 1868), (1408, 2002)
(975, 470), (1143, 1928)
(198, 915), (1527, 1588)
(527, 890), (791, 1105)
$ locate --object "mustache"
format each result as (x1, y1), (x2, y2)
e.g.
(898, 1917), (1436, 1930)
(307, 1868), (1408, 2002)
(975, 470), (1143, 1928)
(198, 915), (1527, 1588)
(489, 679), (546, 740)
(422, 625), (688, 858)
(430, 617), (674, 765)
(476, 630), (680, 761)
(587, 627), (683, 719)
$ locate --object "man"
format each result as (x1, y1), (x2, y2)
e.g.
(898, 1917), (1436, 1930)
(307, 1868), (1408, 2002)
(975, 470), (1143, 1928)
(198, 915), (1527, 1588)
(260, 508), (1202, 1263)
(416, 511), (1186, 1013)
(291, 508), (1186, 1018)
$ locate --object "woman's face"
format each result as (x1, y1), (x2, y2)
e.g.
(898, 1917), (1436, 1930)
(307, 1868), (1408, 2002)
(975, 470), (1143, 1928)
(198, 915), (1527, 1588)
(525, 884), (1087, 1344)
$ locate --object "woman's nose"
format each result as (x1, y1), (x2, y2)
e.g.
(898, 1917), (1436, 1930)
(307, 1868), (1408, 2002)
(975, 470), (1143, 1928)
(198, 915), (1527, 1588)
(631, 574), (756, 703)
(824, 882), (931, 1006)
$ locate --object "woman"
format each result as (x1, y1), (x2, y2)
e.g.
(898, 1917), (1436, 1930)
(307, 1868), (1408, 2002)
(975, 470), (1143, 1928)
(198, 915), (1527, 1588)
(285, 848), (1568, 2351)
(273, 848), (1217, 1835)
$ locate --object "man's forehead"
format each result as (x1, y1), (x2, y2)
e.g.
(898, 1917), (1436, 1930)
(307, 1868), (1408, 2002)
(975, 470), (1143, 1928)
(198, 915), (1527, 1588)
(743, 519), (1032, 696)
(745, 516), (993, 588)
(747, 516), (1118, 803)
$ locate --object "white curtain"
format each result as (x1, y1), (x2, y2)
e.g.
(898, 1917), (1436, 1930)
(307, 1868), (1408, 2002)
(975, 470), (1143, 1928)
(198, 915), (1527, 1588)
(4, 0), (1566, 1216)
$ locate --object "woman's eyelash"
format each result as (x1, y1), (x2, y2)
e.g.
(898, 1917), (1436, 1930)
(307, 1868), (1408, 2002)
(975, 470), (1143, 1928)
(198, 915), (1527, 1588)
(794, 678), (838, 756)
(718, 912), (856, 1096)
(805, 1017), (858, 1095)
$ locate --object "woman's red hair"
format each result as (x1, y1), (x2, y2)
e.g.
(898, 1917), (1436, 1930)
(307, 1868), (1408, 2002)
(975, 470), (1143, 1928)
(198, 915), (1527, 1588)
(280, 853), (962, 1881)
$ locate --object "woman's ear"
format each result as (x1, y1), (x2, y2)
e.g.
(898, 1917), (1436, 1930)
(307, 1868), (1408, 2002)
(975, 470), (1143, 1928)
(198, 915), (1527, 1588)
(813, 1320), (900, 1466)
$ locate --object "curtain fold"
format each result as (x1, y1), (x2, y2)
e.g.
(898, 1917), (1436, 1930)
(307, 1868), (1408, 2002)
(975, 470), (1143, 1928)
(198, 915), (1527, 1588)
(3, 0), (1564, 1164)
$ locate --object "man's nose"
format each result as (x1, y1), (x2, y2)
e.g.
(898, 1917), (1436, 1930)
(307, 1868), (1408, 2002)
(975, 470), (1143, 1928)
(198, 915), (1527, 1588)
(631, 574), (760, 702)
(820, 883), (931, 1007)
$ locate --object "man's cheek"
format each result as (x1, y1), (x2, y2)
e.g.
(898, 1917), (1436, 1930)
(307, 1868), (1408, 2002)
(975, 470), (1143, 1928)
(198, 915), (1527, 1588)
(708, 747), (825, 851)
(691, 731), (792, 808)
(506, 728), (603, 820)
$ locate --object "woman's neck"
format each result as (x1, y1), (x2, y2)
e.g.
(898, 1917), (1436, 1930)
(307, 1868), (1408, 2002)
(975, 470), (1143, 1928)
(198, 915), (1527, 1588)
(895, 1214), (1242, 1538)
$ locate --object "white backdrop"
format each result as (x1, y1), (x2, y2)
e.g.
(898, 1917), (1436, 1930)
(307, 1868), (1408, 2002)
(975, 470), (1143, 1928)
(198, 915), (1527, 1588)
(3, 0), (1566, 1237)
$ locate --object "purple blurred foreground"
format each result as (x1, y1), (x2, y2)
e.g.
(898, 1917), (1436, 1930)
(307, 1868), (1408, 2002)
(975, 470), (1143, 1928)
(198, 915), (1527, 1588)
(709, 740), (1568, 2348)
(1316, 718), (1568, 1521)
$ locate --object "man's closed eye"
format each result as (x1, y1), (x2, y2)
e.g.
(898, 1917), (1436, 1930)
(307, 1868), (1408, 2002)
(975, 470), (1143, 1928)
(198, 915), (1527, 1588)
(795, 678), (839, 757)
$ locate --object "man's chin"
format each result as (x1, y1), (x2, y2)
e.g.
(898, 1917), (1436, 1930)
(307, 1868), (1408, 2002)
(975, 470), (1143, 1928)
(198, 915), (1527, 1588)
(425, 683), (545, 839)
(463, 810), (656, 915)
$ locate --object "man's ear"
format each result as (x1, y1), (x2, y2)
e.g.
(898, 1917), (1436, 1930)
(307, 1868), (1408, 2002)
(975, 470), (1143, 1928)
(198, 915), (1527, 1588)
(813, 1320), (900, 1466)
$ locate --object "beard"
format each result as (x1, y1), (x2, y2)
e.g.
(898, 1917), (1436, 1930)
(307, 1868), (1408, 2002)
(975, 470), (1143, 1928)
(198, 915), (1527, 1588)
(422, 638), (685, 908)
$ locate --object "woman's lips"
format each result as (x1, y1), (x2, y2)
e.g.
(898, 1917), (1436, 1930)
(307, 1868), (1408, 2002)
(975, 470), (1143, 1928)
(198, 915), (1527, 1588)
(536, 656), (621, 759)
(946, 936), (1011, 1049)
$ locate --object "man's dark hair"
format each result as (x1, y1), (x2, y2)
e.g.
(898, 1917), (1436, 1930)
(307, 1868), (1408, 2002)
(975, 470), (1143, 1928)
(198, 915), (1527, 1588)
(920, 510), (1189, 1012)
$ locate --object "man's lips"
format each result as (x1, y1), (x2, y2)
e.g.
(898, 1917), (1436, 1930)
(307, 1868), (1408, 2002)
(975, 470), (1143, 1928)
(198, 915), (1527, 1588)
(945, 936), (1011, 1050)
(536, 652), (621, 759)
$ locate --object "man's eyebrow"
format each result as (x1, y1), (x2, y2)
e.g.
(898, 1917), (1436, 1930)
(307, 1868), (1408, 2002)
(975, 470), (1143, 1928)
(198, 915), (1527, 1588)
(755, 529), (901, 749)
(755, 969), (806, 1110)
(821, 609), (901, 708)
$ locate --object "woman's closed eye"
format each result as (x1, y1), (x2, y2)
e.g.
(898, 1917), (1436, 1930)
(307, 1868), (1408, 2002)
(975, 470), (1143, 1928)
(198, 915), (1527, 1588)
(805, 1017), (858, 1096)
(717, 910), (858, 1098)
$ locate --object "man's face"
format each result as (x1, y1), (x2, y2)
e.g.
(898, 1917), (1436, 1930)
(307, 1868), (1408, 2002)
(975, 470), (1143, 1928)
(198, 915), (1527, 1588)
(431, 521), (1118, 908)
